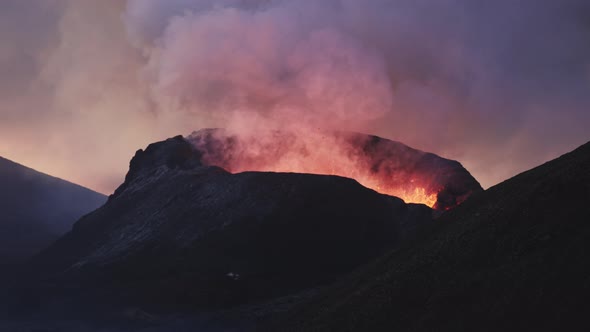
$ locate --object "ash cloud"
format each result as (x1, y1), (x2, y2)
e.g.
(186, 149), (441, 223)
(1, 0), (589, 192)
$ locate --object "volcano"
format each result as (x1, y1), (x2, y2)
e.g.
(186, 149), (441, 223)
(1, 133), (449, 327)
(188, 128), (482, 210)
(0, 132), (481, 330)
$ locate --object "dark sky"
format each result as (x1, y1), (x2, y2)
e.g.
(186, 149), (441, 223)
(1, 0), (589, 194)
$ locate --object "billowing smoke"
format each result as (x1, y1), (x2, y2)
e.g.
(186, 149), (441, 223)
(125, 0), (394, 131)
(1, 0), (589, 193)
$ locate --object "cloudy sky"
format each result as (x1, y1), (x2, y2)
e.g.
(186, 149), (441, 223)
(1, 0), (589, 194)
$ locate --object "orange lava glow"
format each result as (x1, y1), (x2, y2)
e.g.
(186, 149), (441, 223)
(231, 161), (440, 207)
(190, 129), (444, 208)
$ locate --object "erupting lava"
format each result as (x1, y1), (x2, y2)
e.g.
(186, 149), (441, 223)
(375, 186), (438, 208)
(188, 128), (482, 210)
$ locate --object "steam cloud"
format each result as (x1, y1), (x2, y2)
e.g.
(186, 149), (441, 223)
(1, 0), (589, 193)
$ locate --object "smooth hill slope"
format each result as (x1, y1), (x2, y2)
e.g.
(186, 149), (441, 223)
(0, 156), (106, 263)
(268, 140), (590, 332)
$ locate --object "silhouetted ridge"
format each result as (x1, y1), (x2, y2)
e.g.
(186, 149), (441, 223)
(0, 156), (106, 263)
(266, 140), (590, 332)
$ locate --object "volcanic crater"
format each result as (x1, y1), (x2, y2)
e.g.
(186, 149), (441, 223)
(188, 128), (482, 210)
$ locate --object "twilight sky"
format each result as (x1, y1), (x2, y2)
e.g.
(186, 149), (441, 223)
(1, 0), (589, 194)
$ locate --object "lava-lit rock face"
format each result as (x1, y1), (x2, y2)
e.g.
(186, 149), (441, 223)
(188, 128), (482, 210)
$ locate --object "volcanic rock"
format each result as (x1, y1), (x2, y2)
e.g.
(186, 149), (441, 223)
(7, 135), (433, 321)
(266, 140), (590, 332)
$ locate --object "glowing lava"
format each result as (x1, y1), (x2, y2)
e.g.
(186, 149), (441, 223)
(188, 128), (481, 210)
(224, 159), (439, 207)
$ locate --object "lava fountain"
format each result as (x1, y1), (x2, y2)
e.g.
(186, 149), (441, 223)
(188, 128), (482, 210)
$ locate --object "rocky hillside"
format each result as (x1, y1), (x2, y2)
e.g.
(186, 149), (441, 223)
(7, 135), (433, 324)
(266, 140), (590, 332)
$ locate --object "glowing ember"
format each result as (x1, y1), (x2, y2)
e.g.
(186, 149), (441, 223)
(188, 128), (481, 210)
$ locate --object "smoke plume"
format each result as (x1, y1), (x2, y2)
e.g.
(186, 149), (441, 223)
(1, 0), (589, 193)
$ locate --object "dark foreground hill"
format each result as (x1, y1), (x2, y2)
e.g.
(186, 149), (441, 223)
(2, 135), (434, 329)
(266, 141), (590, 332)
(0, 156), (106, 264)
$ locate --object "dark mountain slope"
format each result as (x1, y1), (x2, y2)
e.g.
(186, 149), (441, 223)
(0, 156), (106, 263)
(268, 140), (590, 332)
(10, 135), (432, 320)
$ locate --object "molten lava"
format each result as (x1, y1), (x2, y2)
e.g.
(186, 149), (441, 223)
(220, 157), (439, 207)
(188, 128), (481, 210)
